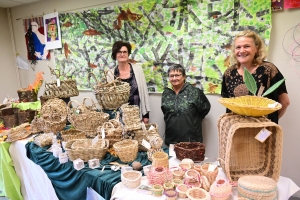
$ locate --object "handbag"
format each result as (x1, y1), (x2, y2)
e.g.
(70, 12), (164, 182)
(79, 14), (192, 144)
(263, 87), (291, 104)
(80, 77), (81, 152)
(43, 66), (79, 99)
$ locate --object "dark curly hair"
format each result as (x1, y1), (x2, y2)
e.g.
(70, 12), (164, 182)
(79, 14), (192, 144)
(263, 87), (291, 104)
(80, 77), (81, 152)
(111, 41), (131, 60)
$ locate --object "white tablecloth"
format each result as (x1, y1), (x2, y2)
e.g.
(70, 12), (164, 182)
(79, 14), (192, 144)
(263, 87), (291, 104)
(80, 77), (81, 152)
(111, 157), (300, 200)
(9, 137), (59, 200)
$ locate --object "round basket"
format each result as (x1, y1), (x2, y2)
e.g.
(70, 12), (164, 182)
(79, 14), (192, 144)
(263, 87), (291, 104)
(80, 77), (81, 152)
(163, 181), (174, 190)
(152, 151), (169, 168)
(179, 163), (192, 171)
(164, 189), (178, 200)
(209, 179), (232, 200)
(185, 169), (201, 188)
(218, 96), (282, 117)
(147, 166), (173, 185)
(172, 178), (183, 187)
(96, 121), (123, 148)
(181, 158), (194, 167)
(152, 184), (164, 196)
(186, 187), (210, 200)
(176, 184), (189, 198)
(199, 163), (218, 185)
(121, 171), (142, 189)
(113, 139), (138, 163)
(147, 148), (164, 162)
(172, 169), (185, 180)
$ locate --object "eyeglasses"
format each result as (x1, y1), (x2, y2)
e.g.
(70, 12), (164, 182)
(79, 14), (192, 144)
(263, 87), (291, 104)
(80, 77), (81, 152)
(117, 51), (128, 55)
(169, 74), (182, 78)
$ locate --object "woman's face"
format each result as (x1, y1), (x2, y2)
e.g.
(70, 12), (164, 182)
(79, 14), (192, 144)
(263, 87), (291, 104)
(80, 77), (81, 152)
(234, 36), (258, 66)
(169, 70), (185, 87)
(116, 46), (129, 63)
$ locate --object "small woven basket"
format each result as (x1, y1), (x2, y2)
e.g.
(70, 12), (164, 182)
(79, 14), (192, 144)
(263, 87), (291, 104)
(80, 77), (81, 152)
(152, 151), (169, 168)
(34, 133), (54, 147)
(209, 179), (232, 200)
(174, 142), (205, 162)
(199, 163), (218, 185)
(133, 123), (161, 151)
(65, 139), (109, 162)
(164, 189), (178, 200)
(147, 166), (173, 185)
(60, 129), (86, 142)
(185, 169), (201, 188)
(147, 148), (164, 162)
(17, 89), (38, 102)
(163, 182), (174, 190)
(120, 104), (141, 131)
(176, 184), (189, 198)
(152, 184), (164, 196)
(1, 107), (19, 128)
(113, 139), (138, 163)
(172, 169), (185, 180)
(121, 171), (142, 189)
(96, 120), (123, 147)
(186, 187), (210, 200)
(238, 175), (277, 200)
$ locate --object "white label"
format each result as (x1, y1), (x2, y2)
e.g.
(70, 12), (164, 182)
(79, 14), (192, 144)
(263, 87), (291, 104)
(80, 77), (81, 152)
(92, 135), (99, 146)
(255, 128), (272, 143)
(169, 144), (176, 157)
(141, 139), (151, 150)
(208, 163), (217, 172)
(57, 78), (60, 87)
(148, 125), (155, 131)
(101, 128), (105, 139)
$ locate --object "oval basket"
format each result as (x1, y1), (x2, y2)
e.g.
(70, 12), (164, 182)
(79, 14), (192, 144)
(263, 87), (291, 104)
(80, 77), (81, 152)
(113, 139), (138, 163)
(186, 187), (210, 200)
(121, 171), (142, 189)
(218, 96), (282, 117)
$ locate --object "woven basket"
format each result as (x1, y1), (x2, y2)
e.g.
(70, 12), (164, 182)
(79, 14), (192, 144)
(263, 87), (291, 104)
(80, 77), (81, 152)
(186, 187), (210, 200)
(147, 166), (173, 185)
(198, 163), (218, 185)
(218, 113), (282, 182)
(30, 115), (44, 133)
(89, 71), (130, 110)
(238, 175), (277, 200)
(152, 184), (164, 196)
(17, 89), (38, 102)
(172, 178), (183, 187)
(179, 163), (192, 171)
(152, 151), (169, 168)
(174, 142), (205, 162)
(18, 109), (35, 124)
(164, 189), (178, 200)
(34, 133), (54, 147)
(209, 179), (232, 200)
(113, 139), (138, 163)
(67, 98), (109, 138)
(218, 96), (282, 117)
(3, 123), (31, 142)
(96, 120), (123, 147)
(176, 184), (189, 198)
(1, 107), (19, 128)
(185, 169), (201, 185)
(121, 171), (142, 189)
(65, 139), (109, 162)
(172, 169), (185, 180)
(60, 129), (86, 142)
(132, 123), (161, 151)
(163, 182), (175, 190)
(147, 148), (164, 162)
(120, 104), (141, 131)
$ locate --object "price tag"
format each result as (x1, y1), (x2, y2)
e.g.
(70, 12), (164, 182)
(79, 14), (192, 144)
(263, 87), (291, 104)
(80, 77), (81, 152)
(101, 128), (105, 139)
(57, 78), (60, 87)
(92, 135), (99, 146)
(148, 125), (155, 130)
(255, 128), (272, 143)
(169, 144), (176, 157)
(141, 139), (151, 150)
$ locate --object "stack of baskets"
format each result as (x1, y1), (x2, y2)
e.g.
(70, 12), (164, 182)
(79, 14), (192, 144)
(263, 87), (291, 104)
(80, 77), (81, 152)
(218, 113), (282, 182)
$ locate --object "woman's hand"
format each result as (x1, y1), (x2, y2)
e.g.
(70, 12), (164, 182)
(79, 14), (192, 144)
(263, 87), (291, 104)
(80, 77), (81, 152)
(142, 118), (149, 124)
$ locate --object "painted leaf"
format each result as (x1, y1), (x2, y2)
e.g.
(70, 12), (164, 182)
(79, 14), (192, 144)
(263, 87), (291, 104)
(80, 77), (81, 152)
(262, 78), (286, 97)
(244, 68), (257, 95)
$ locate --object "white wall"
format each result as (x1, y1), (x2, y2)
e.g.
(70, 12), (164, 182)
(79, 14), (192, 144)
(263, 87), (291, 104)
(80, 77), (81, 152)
(6, 0), (300, 197)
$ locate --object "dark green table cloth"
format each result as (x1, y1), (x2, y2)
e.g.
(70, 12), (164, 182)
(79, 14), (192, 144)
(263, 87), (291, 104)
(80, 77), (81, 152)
(26, 141), (168, 200)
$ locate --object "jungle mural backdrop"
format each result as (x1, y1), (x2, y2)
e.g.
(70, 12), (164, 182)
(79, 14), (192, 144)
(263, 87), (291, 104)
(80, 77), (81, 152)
(54, 0), (272, 94)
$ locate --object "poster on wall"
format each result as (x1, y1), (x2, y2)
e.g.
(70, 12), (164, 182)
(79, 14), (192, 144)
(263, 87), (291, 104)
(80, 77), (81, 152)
(271, 0), (284, 11)
(54, 0), (272, 94)
(24, 17), (50, 61)
(284, 0), (300, 9)
(43, 12), (62, 50)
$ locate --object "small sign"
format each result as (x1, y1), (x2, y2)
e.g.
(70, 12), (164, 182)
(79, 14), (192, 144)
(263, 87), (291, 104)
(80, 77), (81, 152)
(57, 78), (60, 87)
(142, 139), (151, 150)
(169, 144), (176, 157)
(207, 163), (217, 172)
(255, 128), (272, 143)
(148, 125), (155, 130)
(101, 128), (105, 139)
(92, 135), (99, 146)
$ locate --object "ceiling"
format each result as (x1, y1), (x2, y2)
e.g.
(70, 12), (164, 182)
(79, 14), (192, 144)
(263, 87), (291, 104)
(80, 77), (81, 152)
(0, 0), (42, 8)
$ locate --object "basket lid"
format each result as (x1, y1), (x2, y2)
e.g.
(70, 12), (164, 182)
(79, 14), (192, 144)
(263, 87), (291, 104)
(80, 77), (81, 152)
(238, 175), (277, 191)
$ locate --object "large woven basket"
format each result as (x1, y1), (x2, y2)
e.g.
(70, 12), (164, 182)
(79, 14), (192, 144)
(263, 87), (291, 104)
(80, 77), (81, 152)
(218, 96), (282, 117)
(113, 139), (138, 163)
(218, 113), (282, 182)
(121, 171), (142, 189)
(120, 104), (141, 131)
(238, 175), (277, 200)
(65, 139), (109, 162)
(89, 72), (130, 110)
(174, 142), (205, 162)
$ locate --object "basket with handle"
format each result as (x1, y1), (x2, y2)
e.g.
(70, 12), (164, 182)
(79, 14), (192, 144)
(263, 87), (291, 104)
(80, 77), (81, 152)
(67, 97), (109, 138)
(42, 66), (79, 99)
(96, 120), (123, 147)
(88, 71), (130, 110)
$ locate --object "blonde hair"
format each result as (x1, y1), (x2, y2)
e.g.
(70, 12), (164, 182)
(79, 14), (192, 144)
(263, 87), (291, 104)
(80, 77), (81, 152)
(230, 30), (267, 67)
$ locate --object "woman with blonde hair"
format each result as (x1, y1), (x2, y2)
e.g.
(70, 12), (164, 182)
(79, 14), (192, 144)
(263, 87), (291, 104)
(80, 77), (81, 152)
(221, 30), (290, 123)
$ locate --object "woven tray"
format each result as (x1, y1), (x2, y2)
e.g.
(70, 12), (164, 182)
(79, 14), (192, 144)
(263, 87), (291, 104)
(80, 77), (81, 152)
(218, 113), (282, 182)
(174, 142), (205, 162)
(65, 139), (109, 162)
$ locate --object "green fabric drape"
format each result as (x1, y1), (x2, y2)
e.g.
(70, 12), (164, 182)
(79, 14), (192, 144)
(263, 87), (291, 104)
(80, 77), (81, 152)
(12, 101), (41, 110)
(26, 141), (168, 200)
(0, 142), (24, 200)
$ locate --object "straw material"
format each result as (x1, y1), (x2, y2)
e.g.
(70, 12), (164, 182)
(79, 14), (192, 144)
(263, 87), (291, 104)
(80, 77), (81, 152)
(174, 142), (205, 162)
(218, 113), (282, 182)
(147, 166), (173, 185)
(198, 163), (218, 185)
(185, 169), (201, 185)
(163, 182), (174, 190)
(152, 184), (164, 196)
(172, 169), (185, 180)
(60, 129), (86, 142)
(186, 187), (210, 200)
(17, 89), (38, 102)
(164, 189), (178, 200)
(1, 107), (19, 128)
(120, 104), (141, 131)
(152, 151), (169, 168)
(147, 148), (164, 162)
(238, 175), (277, 200)
(30, 116), (44, 133)
(209, 179), (232, 200)
(18, 109), (35, 124)
(89, 72), (130, 110)
(2, 123), (31, 142)
(176, 184), (189, 198)
(34, 133), (53, 147)
(132, 123), (161, 151)
(218, 96), (282, 117)
(121, 171), (142, 189)
(96, 120), (123, 147)
(113, 139), (138, 163)
(65, 139), (109, 162)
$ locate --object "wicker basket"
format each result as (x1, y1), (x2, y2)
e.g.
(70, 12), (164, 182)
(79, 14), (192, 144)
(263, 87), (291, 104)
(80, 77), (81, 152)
(2, 123), (31, 142)
(152, 184), (164, 196)
(185, 169), (201, 185)
(152, 151), (169, 168)
(121, 171), (142, 189)
(163, 181), (175, 190)
(147, 148), (164, 162)
(186, 187), (210, 200)
(176, 184), (189, 198)
(67, 98), (109, 138)
(96, 120), (123, 147)
(1, 107), (19, 128)
(18, 109), (35, 124)
(164, 189), (178, 200)
(209, 179), (232, 200)
(113, 139), (138, 163)
(172, 169), (185, 180)
(17, 89), (38, 102)
(30, 115), (44, 133)
(60, 129), (86, 142)
(89, 72), (130, 110)
(218, 96), (282, 117)
(147, 166), (173, 185)
(198, 163), (218, 185)
(120, 104), (141, 131)
(174, 142), (205, 162)
(34, 133), (54, 147)
(238, 175), (277, 200)
(132, 123), (161, 151)
(218, 113), (282, 182)
(65, 139), (109, 162)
